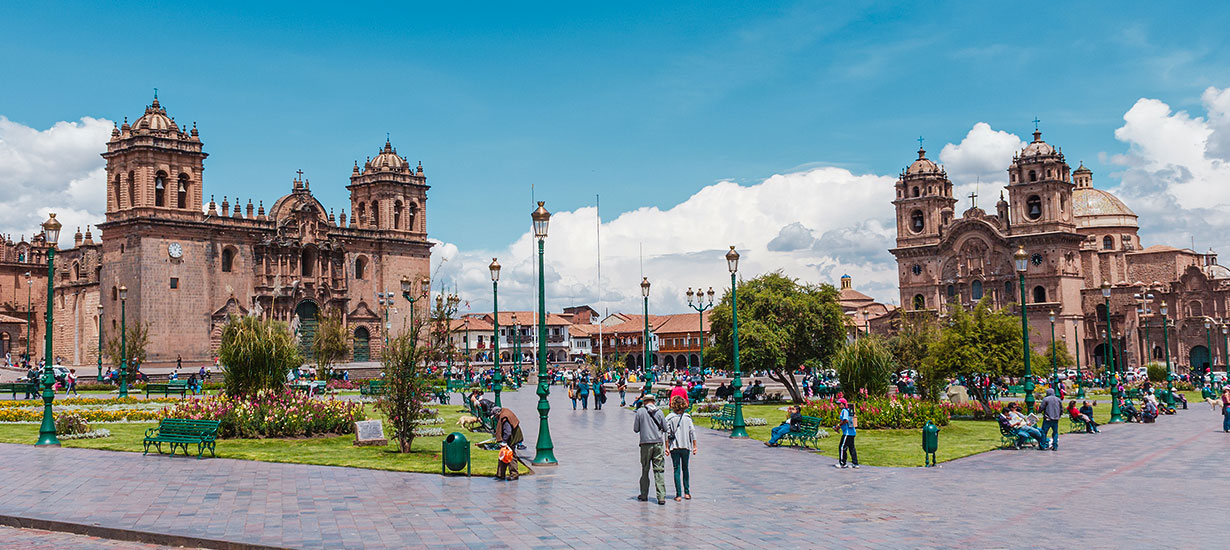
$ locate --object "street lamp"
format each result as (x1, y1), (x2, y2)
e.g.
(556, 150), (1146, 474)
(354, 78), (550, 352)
(35, 213), (61, 446)
(726, 246), (748, 438)
(463, 317), (471, 373)
(376, 290), (394, 347)
(641, 277), (652, 379)
(24, 271), (32, 364)
(685, 287), (715, 372)
(1222, 323), (1230, 391)
(1074, 314), (1086, 399)
(1049, 310), (1058, 393)
(512, 313), (522, 381)
(490, 258), (503, 407)
(96, 304), (104, 381)
(1204, 318), (1213, 391)
(119, 285), (129, 399)
(1103, 281), (1121, 423)
(1014, 246), (1035, 414)
(862, 309), (870, 337)
(1160, 301), (1175, 406)
(400, 276), (429, 328)
(531, 201), (556, 465)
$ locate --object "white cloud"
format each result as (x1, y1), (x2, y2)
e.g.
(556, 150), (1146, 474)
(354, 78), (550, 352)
(1108, 88), (1230, 250)
(0, 116), (113, 247)
(431, 167), (902, 316)
(939, 122), (1026, 208)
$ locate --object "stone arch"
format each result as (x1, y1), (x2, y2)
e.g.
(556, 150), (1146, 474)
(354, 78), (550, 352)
(1032, 285), (1046, 303)
(154, 170), (168, 207)
(393, 200), (404, 229)
(353, 326), (370, 361)
(354, 255), (368, 280)
(1187, 301), (1203, 317)
(126, 171), (135, 208)
(1190, 345), (1211, 372)
(913, 294), (926, 309)
(177, 173), (190, 209)
(664, 355), (675, 368)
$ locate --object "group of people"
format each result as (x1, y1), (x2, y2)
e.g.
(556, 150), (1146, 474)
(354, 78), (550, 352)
(633, 393), (698, 504)
(566, 377), (607, 410)
(997, 388), (1066, 450)
(763, 399), (859, 467)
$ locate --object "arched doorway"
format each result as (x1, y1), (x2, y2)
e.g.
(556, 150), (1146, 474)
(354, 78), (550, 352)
(1092, 343), (1122, 370)
(664, 355), (675, 369)
(1190, 345), (1211, 373)
(294, 301), (319, 359)
(353, 326), (370, 362)
(677, 355), (688, 369)
(689, 354), (699, 368)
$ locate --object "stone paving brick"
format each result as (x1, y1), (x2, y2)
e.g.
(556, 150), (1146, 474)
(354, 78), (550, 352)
(0, 525), (198, 549)
(0, 389), (1225, 548)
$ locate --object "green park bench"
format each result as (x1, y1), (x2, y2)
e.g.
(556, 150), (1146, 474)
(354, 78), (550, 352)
(466, 399), (495, 433)
(1005, 385), (1025, 397)
(433, 386), (451, 404)
(780, 415), (827, 448)
(743, 385), (765, 402)
(710, 403), (737, 430)
(144, 380), (189, 398)
(999, 422), (1030, 449)
(0, 381), (38, 399)
(446, 379), (467, 392)
(142, 418), (220, 458)
(1068, 416), (1086, 433)
(1125, 388), (1143, 400)
(360, 380), (386, 396)
(290, 380), (327, 396)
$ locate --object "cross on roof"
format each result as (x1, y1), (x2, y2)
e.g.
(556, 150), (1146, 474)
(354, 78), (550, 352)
(1032, 117), (1041, 130)
(296, 169), (304, 180)
(968, 191), (978, 208)
(917, 135), (925, 148)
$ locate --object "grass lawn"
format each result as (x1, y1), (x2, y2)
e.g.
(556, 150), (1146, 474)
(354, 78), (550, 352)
(0, 403), (504, 476)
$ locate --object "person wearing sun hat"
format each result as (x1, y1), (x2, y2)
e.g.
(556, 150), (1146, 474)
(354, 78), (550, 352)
(834, 398), (859, 469)
(633, 393), (668, 504)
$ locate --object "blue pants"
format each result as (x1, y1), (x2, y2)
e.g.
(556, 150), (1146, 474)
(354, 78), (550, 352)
(768, 423), (792, 445)
(1040, 419), (1059, 450)
(1016, 426), (1044, 446)
(670, 448), (690, 498)
(580, 394), (588, 409)
(1223, 408), (1230, 432)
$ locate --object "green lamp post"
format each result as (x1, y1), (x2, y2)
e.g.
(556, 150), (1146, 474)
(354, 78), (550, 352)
(489, 258), (503, 407)
(1103, 281), (1121, 423)
(1160, 302), (1175, 406)
(35, 213), (62, 447)
(531, 201), (557, 465)
(685, 286), (715, 372)
(1204, 318), (1213, 391)
(118, 285), (129, 399)
(400, 275), (430, 330)
(1222, 323), (1229, 391)
(1014, 247), (1035, 414)
(512, 313), (522, 382)
(1049, 310), (1059, 393)
(96, 304), (104, 382)
(24, 271), (32, 364)
(727, 246), (748, 438)
(463, 318), (471, 374)
(641, 277), (652, 378)
(1074, 319), (1086, 399)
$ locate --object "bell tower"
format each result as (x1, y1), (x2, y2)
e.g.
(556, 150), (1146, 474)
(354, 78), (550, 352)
(101, 94), (206, 221)
(1005, 128), (1074, 235)
(347, 139), (428, 236)
(893, 146), (956, 248)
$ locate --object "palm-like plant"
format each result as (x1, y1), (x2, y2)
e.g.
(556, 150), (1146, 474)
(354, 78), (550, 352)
(218, 315), (302, 396)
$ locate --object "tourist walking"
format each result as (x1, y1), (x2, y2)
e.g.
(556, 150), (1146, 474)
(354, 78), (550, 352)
(568, 381), (579, 410)
(1039, 388), (1062, 450)
(594, 380), (606, 410)
(633, 393), (667, 505)
(618, 378), (627, 407)
(579, 378), (590, 410)
(664, 396), (697, 501)
(1222, 387), (1230, 432)
(66, 368), (78, 395)
(835, 398), (859, 468)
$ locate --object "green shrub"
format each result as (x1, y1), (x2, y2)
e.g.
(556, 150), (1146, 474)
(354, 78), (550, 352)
(1146, 363), (1168, 383)
(217, 315), (302, 397)
(54, 412), (92, 435)
(833, 337), (896, 398)
(801, 396), (950, 429)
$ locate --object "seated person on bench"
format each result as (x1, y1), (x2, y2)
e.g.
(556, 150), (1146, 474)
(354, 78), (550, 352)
(766, 405), (802, 446)
(1119, 397), (1141, 423)
(1068, 400), (1099, 433)
(1005, 403), (1046, 446)
(1141, 398), (1158, 423)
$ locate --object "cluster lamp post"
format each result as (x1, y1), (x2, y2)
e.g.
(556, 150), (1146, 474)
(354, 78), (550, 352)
(1049, 310), (1059, 392)
(727, 246), (748, 438)
(1102, 281), (1121, 423)
(1160, 302), (1174, 406)
(490, 258), (503, 407)
(400, 276), (430, 329)
(1222, 323), (1229, 391)
(25, 271), (32, 363)
(1014, 247), (1035, 414)
(35, 214), (62, 446)
(1204, 318), (1213, 390)
(119, 286), (129, 399)
(376, 290), (394, 347)
(1074, 314), (1086, 399)
(512, 314), (522, 380)
(531, 201), (557, 465)
(641, 277), (651, 376)
(96, 304), (104, 381)
(685, 287), (715, 371)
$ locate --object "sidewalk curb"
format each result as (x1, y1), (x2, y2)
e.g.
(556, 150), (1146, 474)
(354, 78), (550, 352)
(0, 514), (292, 550)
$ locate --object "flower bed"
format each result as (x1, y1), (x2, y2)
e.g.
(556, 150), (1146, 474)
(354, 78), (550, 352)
(159, 390), (365, 438)
(0, 408), (160, 423)
(0, 397), (181, 409)
(800, 396), (951, 429)
(60, 429), (112, 440)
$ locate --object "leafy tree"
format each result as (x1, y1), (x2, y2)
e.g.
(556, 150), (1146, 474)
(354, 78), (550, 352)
(926, 300), (1025, 411)
(705, 271), (847, 403)
(218, 315), (302, 396)
(1030, 339), (1075, 377)
(887, 312), (941, 399)
(832, 336), (896, 398)
(376, 319), (435, 453)
(104, 321), (151, 379)
(311, 309), (350, 380)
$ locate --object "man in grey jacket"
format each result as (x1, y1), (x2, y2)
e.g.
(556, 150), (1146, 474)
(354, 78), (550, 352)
(1038, 387), (1063, 451)
(633, 394), (667, 505)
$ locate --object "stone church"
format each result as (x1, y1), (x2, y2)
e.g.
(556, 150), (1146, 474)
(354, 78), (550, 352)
(891, 129), (1230, 373)
(0, 95), (432, 369)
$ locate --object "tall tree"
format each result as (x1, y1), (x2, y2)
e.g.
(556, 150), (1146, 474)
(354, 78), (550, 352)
(926, 301), (1025, 411)
(104, 321), (151, 379)
(705, 271), (847, 403)
(311, 309), (350, 380)
(376, 318), (435, 453)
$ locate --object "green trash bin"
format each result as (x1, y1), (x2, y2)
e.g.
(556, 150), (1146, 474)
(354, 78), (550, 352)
(442, 432), (471, 476)
(922, 421), (939, 467)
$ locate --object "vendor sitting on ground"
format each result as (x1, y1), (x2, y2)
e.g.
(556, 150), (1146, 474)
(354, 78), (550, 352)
(766, 405), (802, 447)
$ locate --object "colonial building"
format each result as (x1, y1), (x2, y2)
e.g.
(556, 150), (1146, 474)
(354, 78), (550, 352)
(2, 95), (434, 369)
(891, 129), (1230, 373)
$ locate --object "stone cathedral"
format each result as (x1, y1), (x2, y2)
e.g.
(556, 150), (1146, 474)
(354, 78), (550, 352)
(890, 128), (1230, 373)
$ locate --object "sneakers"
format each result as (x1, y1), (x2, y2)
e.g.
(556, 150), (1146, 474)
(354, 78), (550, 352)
(852, 464), (860, 469)
(636, 495), (648, 502)
(657, 500), (666, 505)
(833, 463), (847, 469)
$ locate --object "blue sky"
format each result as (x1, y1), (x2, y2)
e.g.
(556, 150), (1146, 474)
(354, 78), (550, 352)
(4, 2), (1230, 312)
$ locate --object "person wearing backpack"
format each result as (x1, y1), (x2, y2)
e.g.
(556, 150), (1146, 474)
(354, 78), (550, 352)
(835, 398), (859, 469)
(633, 393), (667, 505)
(664, 395), (697, 501)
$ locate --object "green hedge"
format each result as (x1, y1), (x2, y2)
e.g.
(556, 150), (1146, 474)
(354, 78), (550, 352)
(801, 397), (950, 429)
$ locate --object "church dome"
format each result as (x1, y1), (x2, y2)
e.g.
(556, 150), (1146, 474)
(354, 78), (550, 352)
(132, 97), (174, 131)
(1020, 130), (1055, 157)
(367, 140), (409, 172)
(1207, 264), (1230, 279)
(906, 148), (940, 175)
(1073, 187), (1138, 229)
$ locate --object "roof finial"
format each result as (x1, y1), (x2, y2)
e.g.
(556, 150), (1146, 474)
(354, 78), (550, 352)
(1032, 116), (1040, 131)
(153, 87), (158, 100)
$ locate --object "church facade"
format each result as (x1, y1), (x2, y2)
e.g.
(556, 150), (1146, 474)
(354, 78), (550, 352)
(1, 96), (432, 368)
(891, 129), (1230, 374)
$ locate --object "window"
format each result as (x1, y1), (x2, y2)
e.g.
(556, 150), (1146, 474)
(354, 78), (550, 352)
(913, 294), (926, 310)
(393, 201), (403, 229)
(1005, 280), (1015, 301)
(170, 277), (179, 289)
(1189, 301), (1204, 317)
(912, 186), (920, 197)
(112, 174), (121, 210)
(946, 285), (955, 299)
(357, 203), (367, 225)
(221, 247), (235, 272)
(177, 174), (189, 209)
(371, 201), (380, 227)
(1102, 236), (1114, 250)
(155, 171), (167, 207)
(301, 248), (315, 277)
(409, 203), (418, 232)
(1029, 170), (1037, 182)
(1026, 195), (1042, 220)
(1033, 285), (1046, 303)
(354, 256), (367, 280)
(910, 210), (925, 233)
(72, 262), (80, 281)
(127, 171), (135, 207)
(1096, 304), (1108, 322)
(112, 286), (117, 301)
(971, 280), (983, 300)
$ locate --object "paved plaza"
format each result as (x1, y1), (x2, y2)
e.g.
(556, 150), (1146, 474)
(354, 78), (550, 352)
(0, 388), (1225, 549)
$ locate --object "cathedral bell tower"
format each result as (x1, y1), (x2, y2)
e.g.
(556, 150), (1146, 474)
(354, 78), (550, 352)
(347, 139), (428, 236)
(1005, 129), (1074, 234)
(101, 94), (206, 222)
(893, 146), (956, 248)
